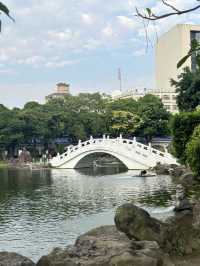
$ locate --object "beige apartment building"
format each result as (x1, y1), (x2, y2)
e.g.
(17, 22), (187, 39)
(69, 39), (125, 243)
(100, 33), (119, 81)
(155, 24), (200, 113)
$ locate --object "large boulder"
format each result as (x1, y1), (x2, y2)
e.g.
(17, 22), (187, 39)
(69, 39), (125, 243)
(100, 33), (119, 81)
(114, 203), (166, 246)
(193, 201), (200, 228)
(170, 166), (186, 178)
(0, 252), (35, 266)
(37, 226), (172, 266)
(174, 198), (193, 212)
(115, 203), (200, 256)
(179, 171), (196, 187)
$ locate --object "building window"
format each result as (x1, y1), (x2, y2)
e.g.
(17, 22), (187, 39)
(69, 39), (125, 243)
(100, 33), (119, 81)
(191, 31), (200, 71)
(162, 95), (170, 101)
(172, 95), (177, 101)
(173, 105), (177, 110)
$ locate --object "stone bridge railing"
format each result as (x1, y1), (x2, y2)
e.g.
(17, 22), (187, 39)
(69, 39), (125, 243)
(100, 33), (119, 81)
(56, 135), (172, 161)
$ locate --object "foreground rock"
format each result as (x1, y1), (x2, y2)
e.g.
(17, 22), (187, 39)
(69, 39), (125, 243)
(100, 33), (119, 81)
(37, 225), (173, 266)
(115, 203), (200, 256)
(0, 252), (35, 266)
(114, 203), (166, 246)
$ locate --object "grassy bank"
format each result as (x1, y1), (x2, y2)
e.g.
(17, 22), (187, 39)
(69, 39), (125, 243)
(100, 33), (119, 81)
(0, 161), (8, 168)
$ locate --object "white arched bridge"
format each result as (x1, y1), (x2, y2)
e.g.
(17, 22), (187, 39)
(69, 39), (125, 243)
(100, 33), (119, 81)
(50, 135), (177, 170)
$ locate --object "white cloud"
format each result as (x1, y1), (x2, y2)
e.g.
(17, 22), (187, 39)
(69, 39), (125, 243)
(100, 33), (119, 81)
(102, 25), (114, 37)
(133, 48), (146, 57)
(17, 56), (45, 66)
(117, 16), (136, 29)
(47, 30), (73, 41)
(0, 0), (199, 107)
(81, 13), (95, 25)
(45, 59), (80, 69)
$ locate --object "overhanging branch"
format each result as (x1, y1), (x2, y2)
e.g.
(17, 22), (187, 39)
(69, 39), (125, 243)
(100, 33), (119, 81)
(136, 2), (200, 21)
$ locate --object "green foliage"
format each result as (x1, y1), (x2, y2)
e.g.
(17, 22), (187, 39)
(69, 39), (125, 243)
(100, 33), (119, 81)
(106, 98), (138, 113)
(177, 39), (200, 69)
(171, 67), (200, 112)
(0, 93), (171, 154)
(171, 111), (200, 163)
(186, 125), (200, 176)
(110, 110), (142, 136)
(136, 94), (171, 142)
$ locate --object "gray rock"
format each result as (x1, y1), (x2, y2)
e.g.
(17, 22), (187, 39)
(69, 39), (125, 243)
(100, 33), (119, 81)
(193, 201), (200, 229)
(0, 252), (35, 266)
(174, 198), (193, 212)
(180, 171), (196, 186)
(154, 163), (171, 175)
(114, 203), (200, 256)
(170, 166), (186, 178)
(114, 203), (166, 246)
(36, 225), (171, 266)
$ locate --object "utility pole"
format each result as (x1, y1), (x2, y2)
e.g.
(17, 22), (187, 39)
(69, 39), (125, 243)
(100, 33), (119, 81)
(118, 68), (122, 92)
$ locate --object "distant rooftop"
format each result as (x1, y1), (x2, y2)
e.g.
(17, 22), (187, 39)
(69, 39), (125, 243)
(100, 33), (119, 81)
(57, 82), (70, 87)
(46, 83), (70, 102)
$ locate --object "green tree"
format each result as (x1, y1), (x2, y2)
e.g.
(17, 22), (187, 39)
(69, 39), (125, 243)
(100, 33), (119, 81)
(106, 98), (138, 113)
(110, 110), (142, 136)
(136, 94), (170, 142)
(186, 124), (200, 176)
(171, 111), (200, 163)
(171, 67), (200, 112)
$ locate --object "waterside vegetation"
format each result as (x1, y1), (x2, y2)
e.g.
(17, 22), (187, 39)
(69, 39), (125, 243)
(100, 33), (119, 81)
(0, 93), (170, 158)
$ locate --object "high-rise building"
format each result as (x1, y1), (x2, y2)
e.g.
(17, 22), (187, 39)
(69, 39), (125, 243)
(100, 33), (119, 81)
(154, 24), (200, 113)
(46, 83), (70, 102)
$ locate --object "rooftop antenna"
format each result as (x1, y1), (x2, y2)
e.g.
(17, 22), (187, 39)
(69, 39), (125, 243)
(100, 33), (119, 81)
(118, 68), (122, 92)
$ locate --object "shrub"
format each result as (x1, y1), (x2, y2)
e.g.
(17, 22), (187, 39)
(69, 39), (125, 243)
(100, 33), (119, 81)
(171, 111), (200, 163)
(186, 125), (200, 176)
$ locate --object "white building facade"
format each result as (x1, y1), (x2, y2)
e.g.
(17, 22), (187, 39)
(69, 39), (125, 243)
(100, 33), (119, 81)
(112, 88), (152, 101)
(155, 24), (200, 113)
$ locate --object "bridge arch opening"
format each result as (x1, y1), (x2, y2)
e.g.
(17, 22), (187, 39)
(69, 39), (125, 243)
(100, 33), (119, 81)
(75, 152), (128, 171)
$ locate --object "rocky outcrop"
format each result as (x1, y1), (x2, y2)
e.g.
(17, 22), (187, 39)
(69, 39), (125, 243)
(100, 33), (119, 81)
(0, 252), (35, 266)
(153, 163), (173, 175)
(153, 163), (199, 187)
(114, 203), (166, 246)
(170, 166), (186, 178)
(179, 171), (196, 186)
(3, 201), (200, 266)
(115, 203), (200, 256)
(36, 225), (173, 266)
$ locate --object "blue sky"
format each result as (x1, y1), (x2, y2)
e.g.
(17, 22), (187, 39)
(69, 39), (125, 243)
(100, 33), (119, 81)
(0, 0), (199, 107)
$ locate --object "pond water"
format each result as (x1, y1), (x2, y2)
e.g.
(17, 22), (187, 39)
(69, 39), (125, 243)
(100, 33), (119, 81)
(0, 166), (177, 262)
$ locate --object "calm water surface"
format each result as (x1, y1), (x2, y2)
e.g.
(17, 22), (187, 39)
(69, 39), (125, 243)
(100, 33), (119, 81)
(0, 166), (177, 262)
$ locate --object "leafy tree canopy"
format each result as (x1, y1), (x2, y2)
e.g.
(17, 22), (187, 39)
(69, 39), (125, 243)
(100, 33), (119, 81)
(110, 110), (142, 136)
(186, 124), (200, 176)
(136, 94), (171, 142)
(171, 111), (200, 163)
(171, 67), (200, 112)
